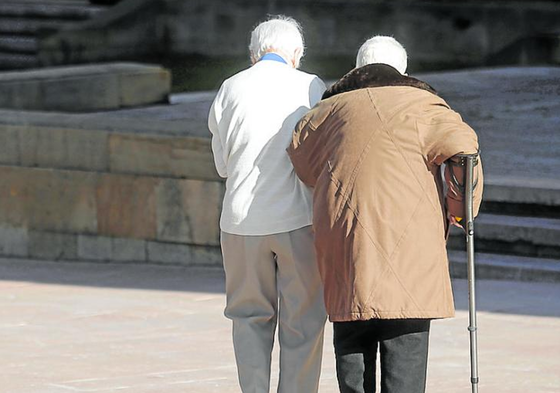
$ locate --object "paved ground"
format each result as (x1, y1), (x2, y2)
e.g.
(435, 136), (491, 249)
(1, 257), (559, 393)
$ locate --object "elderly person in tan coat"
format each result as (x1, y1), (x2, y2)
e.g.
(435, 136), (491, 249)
(288, 36), (483, 393)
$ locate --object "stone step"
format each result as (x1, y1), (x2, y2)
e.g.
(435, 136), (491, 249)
(0, 18), (69, 36)
(481, 177), (560, 218)
(481, 200), (560, 219)
(448, 213), (560, 259)
(0, 52), (38, 69)
(0, 2), (106, 69)
(0, 2), (104, 20)
(448, 250), (560, 282)
(0, 35), (38, 54)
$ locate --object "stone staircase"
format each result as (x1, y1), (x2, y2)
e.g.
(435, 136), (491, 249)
(0, 1), (107, 70)
(448, 179), (560, 282)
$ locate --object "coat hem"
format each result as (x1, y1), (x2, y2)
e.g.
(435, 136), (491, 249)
(328, 309), (455, 322)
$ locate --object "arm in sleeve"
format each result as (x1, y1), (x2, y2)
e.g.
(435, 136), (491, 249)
(287, 101), (332, 188)
(207, 92), (228, 178)
(445, 155), (484, 218)
(418, 106), (484, 217)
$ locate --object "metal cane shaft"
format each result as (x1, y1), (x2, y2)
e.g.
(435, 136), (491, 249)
(465, 156), (479, 393)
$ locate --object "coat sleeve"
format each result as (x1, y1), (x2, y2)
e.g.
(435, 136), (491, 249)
(417, 105), (484, 217)
(445, 155), (484, 218)
(207, 89), (228, 178)
(287, 101), (332, 188)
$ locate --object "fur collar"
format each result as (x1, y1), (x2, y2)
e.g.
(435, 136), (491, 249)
(322, 63), (437, 100)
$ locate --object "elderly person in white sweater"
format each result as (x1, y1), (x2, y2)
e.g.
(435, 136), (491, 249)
(208, 15), (327, 393)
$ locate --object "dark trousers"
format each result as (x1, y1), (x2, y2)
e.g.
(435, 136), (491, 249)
(333, 319), (431, 393)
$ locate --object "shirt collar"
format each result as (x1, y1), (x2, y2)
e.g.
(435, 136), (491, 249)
(259, 53), (288, 65)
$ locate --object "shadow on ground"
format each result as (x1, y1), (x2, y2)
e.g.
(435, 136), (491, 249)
(0, 257), (225, 294)
(1, 257), (559, 319)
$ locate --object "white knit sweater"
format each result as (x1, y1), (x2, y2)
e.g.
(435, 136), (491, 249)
(208, 60), (326, 235)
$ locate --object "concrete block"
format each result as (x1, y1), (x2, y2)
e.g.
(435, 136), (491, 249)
(28, 231), (77, 260)
(112, 237), (146, 262)
(0, 225), (28, 257)
(41, 74), (120, 112)
(108, 133), (221, 181)
(78, 235), (112, 261)
(19, 126), (109, 172)
(147, 241), (222, 266)
(0, 166), (97, 233)
(191, 245), (222, 267)
(118, 68), (170, 107)
(95, 174), (158, 239)
(0, 63), (171, 112)
(147, 241), (192, 265)
(155, 178), (222, 246)
(0, 126), (21, 165)
(0, 80), (41, 109)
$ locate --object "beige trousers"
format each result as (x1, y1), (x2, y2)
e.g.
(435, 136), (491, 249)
(221, 225), (327, 393)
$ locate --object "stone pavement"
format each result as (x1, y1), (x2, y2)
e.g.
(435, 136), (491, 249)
(1, 257), (559, 393)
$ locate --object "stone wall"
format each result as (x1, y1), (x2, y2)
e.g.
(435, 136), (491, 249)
(1, 66), (559, 281)
(0, 121), (224, 266)
(39, 0), (560, 73)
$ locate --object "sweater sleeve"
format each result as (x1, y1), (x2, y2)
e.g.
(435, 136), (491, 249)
(309, 76), (327, 107)
(207, 89), (228, 178)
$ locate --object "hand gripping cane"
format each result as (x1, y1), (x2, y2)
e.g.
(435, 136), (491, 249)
(447, 153), (480, 393)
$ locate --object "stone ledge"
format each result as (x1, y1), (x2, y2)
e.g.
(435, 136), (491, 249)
(0, 165), (223, 246)
(0, 124), (221, 181)
(108, 133), (220, 181)
(449, 213), (560, 247)
(484, 176), (560, 206)
(0, 225), (222, 266)
(448, 250), (560, 282)
(0, 63), (171, 112)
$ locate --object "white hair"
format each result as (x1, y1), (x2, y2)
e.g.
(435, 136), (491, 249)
(249, 15), (305, 68)
(356, 36), (408, 74)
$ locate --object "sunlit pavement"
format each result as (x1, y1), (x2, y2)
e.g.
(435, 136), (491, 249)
(1, 258), (559, 393)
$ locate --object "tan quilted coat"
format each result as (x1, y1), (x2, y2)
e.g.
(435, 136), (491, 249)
(288, 64), (483, 322)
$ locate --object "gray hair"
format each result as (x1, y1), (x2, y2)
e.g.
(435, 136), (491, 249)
(249, 15), (305, 68)
(356, 36), (408, 74)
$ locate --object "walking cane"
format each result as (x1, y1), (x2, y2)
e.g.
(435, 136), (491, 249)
(448, 153), (480, 393)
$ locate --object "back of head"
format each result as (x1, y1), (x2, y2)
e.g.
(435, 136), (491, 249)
(356, 36), (407, 74)
(249, 15), (305, 68)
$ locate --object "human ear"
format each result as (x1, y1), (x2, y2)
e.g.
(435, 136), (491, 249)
(292, 47), (303, 68)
